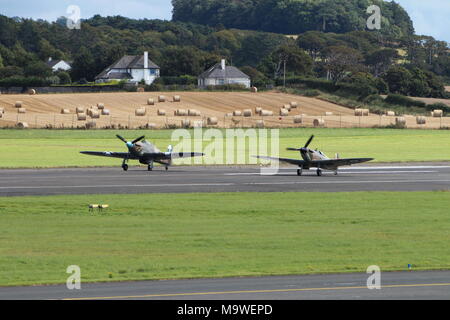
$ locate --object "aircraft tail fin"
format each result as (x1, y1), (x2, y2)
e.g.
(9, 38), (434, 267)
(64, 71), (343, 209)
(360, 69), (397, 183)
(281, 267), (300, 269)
(167, 145), (173, 153)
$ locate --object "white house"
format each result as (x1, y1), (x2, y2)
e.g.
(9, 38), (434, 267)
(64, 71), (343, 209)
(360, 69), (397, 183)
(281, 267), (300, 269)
(46, 58), (72, 72)
(198, 59), (251, 88)
(95, 52), (160, 85)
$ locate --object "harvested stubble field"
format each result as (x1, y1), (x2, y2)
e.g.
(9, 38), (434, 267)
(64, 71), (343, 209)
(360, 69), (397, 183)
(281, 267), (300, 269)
(3, 91), (447, 129)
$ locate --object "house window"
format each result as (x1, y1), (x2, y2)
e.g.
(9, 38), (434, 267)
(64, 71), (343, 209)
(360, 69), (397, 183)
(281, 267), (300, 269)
(218, 79), (225, 85)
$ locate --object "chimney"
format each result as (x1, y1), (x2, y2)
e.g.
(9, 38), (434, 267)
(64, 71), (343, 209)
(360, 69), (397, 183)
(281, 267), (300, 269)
(144, 51), (149, 69)
(221, 59), (226, 70)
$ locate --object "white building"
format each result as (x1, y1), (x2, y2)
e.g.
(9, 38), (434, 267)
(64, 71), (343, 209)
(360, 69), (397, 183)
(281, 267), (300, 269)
(95, 52), (160, 85)
(46, 58), (72, 72)
(198, 59), (251, 88)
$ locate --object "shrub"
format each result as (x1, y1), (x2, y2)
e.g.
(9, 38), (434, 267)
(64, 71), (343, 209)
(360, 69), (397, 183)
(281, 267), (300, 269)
(385, 94), (426, 108)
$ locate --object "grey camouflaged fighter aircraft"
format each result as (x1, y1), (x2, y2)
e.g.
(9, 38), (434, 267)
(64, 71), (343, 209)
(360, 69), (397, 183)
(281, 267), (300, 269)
(255, 135), (374, 176)
(81, 135), (204, 171)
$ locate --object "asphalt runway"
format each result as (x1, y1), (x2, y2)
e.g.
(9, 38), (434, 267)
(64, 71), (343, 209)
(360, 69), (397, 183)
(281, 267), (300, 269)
(1, 271), (449, 300)
(1, 163), (450, 196)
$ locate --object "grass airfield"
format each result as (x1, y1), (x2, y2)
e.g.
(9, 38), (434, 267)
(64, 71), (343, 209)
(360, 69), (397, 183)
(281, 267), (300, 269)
(1, 127), (450, 287)
(1, 128), (450, 168)
(1, 191), (449, 286)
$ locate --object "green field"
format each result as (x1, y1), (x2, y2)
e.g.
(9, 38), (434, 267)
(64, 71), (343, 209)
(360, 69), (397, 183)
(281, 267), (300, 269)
(1, 128), (450, 168)
(1, 191), (449, 286)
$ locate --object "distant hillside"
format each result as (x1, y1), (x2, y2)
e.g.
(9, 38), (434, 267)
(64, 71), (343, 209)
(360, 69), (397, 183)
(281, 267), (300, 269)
(172, 0), (414, 37)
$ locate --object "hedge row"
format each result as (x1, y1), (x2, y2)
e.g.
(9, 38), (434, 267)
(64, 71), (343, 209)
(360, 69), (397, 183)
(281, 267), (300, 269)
(0, 76), (52, 87)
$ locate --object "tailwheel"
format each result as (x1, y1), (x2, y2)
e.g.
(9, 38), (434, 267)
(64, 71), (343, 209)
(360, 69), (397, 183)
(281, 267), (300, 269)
(316, 169), (322, 176)
(122, 164), (129, 171)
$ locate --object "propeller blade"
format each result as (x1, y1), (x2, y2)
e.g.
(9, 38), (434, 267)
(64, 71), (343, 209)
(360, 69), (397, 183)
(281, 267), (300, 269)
(304, 135), (314, 148)
(116, 134), (127, 143)
(287, 148), (301, 151)
(132, 136), (145, 144)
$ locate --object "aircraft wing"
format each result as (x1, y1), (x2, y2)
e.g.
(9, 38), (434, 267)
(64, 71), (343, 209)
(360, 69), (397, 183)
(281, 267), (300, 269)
(254, 156), (373, 167)
(80, 151), (137, 159)
(170, 152), (205, 159)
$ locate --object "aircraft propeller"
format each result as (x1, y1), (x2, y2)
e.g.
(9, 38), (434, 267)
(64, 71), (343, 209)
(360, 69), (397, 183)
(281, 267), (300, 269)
(116, 135), (145, 149)
(286, 135), (314, 152)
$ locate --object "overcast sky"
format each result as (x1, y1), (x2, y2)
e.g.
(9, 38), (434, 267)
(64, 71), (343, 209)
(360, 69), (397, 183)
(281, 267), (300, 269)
(0, 0), (448, 42)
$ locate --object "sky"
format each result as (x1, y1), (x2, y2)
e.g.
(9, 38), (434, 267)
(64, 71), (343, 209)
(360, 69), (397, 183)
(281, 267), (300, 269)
(0, 0), (448, 42)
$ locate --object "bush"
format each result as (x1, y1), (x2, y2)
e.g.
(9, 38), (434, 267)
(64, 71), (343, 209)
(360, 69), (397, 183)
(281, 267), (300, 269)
(206, 84), (248, 91)
(426, 102), (450, 113)
(0, 76), (51, 87)
(385, 94), (426, 108)
(303, 89), (320, 97)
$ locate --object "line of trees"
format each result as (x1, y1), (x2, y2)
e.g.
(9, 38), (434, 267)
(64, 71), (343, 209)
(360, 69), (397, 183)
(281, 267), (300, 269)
(172, 0), (414, 37)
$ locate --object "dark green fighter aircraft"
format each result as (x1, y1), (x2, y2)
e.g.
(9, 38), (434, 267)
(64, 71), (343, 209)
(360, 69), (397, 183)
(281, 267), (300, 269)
(255, 135), (374, 176)
(81, 135), (204, 171)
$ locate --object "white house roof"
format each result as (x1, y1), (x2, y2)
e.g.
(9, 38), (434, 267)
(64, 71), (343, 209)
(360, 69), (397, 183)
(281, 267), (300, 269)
(199, 63), (250, 79)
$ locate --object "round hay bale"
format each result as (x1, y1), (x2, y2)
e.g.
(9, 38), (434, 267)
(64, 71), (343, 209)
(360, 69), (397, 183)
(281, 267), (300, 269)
(207, 117), (218, 126)
(85, 121), (96, 129)
(147, 123), (156, 129)
(280, 109), (289, 116)
(28, 89), (36, 95)
(0, 112), (2, 118)
(225, 113), (233, 117)
(283, 104), (291, 111)
(362, 109), (369, 116)
(90, 110), (100, 119)
(17, 108), (26, 114)
(97, 103), (105, 110)
(77, 113), (87, 121)
(193, 120), (204, 128)
(416, 116), (426, 125)
(17, 122), (29, 129)
(101, 109), (110, 116)
(432, 110), (443, 117)
(260, 110), (273, 116)
(354, 109), (363, 116)
(137, 87), (145, 93)
(290, 101), (298, 108)
(188, 109), (201, 116)
(324, 112), (333, 116)
(158, 95), (166, 102)
(135, 108), (146, 116)
(0, 107), (4, 114)
(61, 108), (70, 114)
(173, 95), (181, 102)
(243, 109), (252, 117)
(293, 115), (303, 124)
(76, 107), (85, 114)
(181, 119), (191, 128)
(15, 101), (23, 108)
(157, 109), (166, 116)
(255, 107), (262, 115)
(313, 118), (325, 127)
(147, 98), (155, 106)
(396, 117), (406, 127)
(251, 86), (258, 93)
(175, 109), (187, 116)
(386, 111), (395, 116)
(233, 110), (242, 116)
(255, 120), (265, 128)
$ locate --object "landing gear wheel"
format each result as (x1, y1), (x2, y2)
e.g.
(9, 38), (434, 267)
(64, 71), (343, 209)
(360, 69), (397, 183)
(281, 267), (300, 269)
(122, 164), (129, 171)
(165, 166), (169, 171)
(297, 168), (302, 176)
(316, 169), (322, 176)
(148, 165), (153, 171)
(334, 170), (338, 176)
